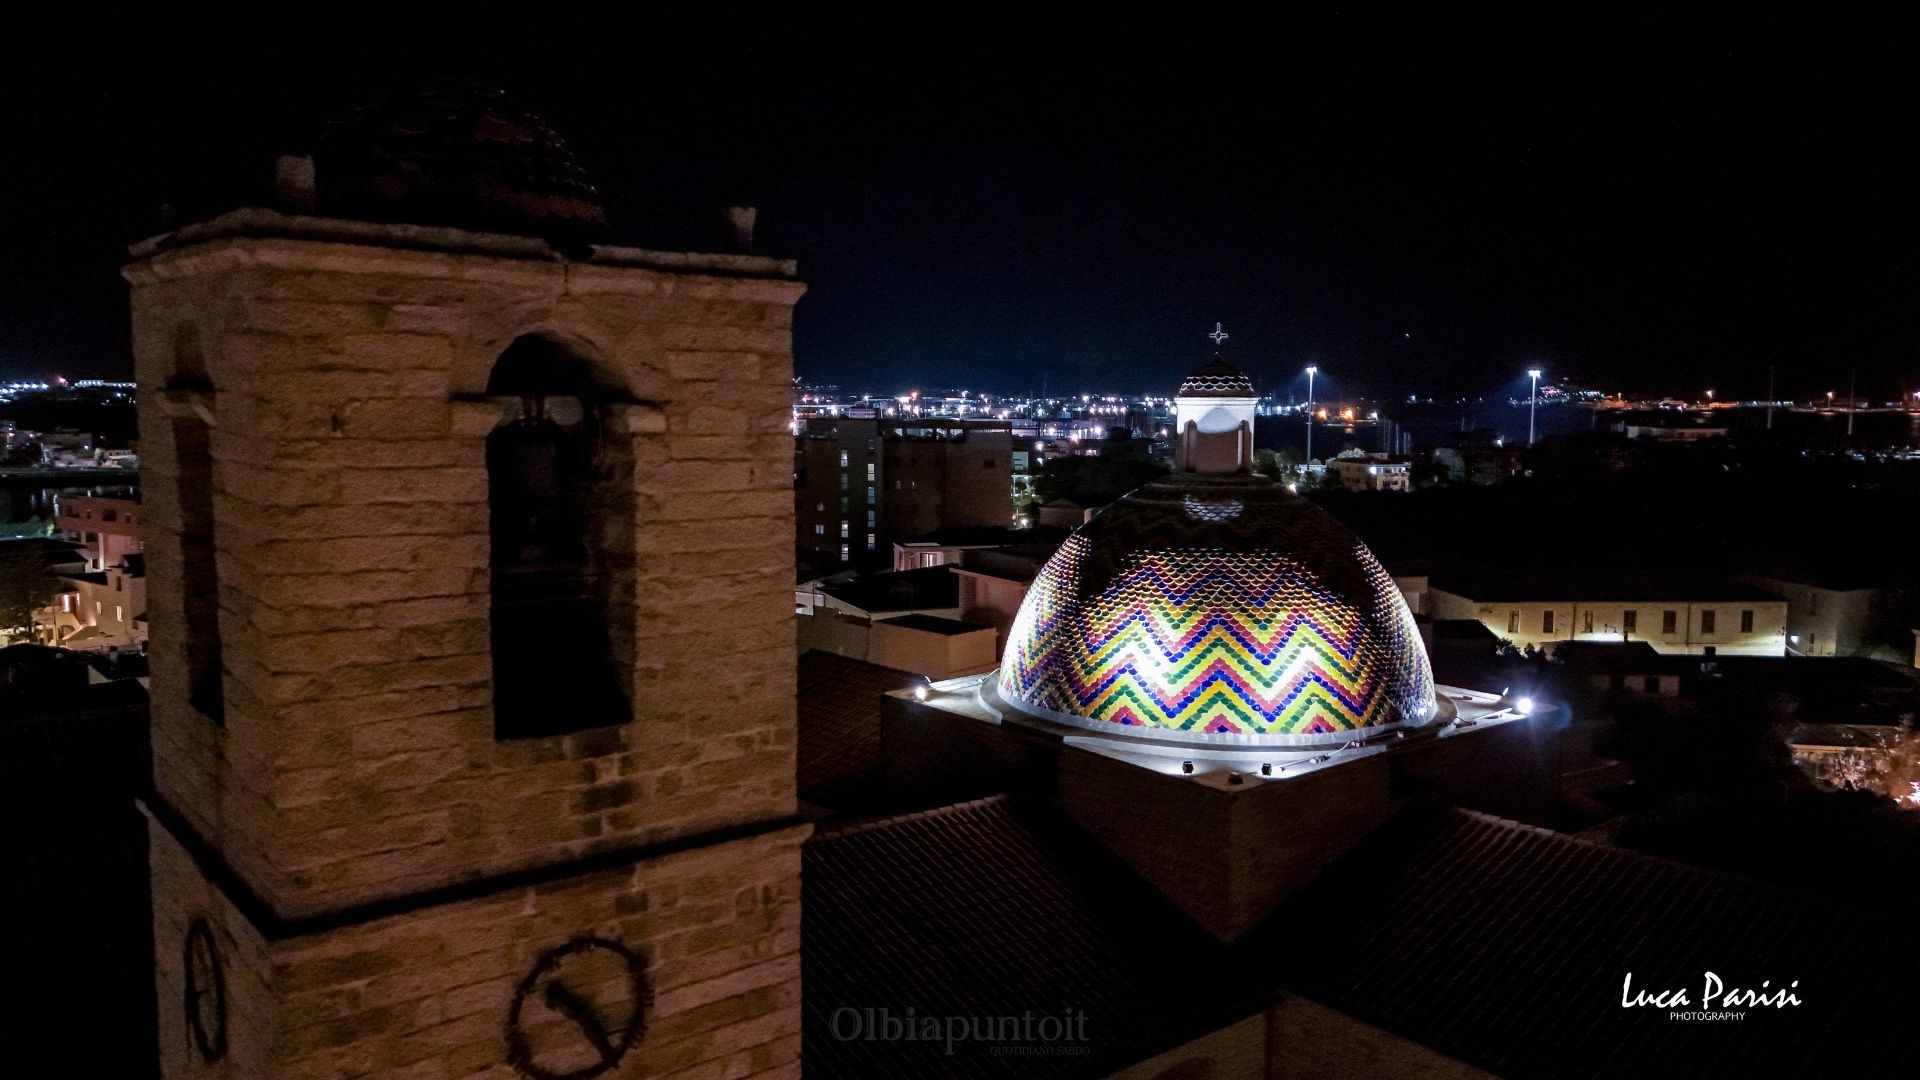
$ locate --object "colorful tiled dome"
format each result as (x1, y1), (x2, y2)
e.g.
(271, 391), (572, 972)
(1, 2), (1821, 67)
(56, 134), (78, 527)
(995, 473), (1436, 745)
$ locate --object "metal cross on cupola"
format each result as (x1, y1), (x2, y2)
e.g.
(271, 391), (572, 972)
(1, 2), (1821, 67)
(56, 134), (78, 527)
(1208, 323), (1229, 347)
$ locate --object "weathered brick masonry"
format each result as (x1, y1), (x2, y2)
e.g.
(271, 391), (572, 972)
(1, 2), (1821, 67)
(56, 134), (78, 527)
(131, 209), (807, 1079)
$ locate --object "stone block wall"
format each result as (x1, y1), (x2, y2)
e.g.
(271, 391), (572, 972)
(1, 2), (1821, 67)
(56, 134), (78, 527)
(880, 693), (1060, 808)
(1056, 747), (1239, 939)
(128, 223), (806, 918)
(151, 811), (807, 1079)
(1057, 744), (1394, 943)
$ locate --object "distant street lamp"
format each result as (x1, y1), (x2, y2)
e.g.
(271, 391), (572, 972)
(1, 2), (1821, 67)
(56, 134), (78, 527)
(1304, 365), (1318, 463)
(1527, 369), (1543, 445)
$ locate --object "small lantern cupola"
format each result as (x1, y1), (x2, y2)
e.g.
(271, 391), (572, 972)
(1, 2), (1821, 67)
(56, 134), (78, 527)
(1175, 323), (1259, 474)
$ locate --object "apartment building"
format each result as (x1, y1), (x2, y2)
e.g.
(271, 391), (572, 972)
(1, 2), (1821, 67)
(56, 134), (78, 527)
(796, 416), (1013, 570)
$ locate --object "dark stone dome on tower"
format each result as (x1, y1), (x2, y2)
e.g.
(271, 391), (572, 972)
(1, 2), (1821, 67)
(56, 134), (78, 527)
(1177, 355), (1256, 398)
(312, 80), (608, 245)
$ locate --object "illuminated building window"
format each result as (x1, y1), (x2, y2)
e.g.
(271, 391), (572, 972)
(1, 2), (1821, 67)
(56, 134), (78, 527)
(839, 543), (849, 561)
(1623, 609), (1638, 633)
(1740, 609), (1754, 633)
(1507, 611), (1519, 634)
(1662, 610), (1677, 635)
(867, 533), (876, 550)
(866, 486), (875, 501)
(866, 463), (875, 481)
(814, 524), (824, 535)
(867, 510), (875, 527)
(1701, 610), (1716, 634)
(840, 520), (849, 538)
(115, 605), (124, 623)
(839, 451), (849, 468)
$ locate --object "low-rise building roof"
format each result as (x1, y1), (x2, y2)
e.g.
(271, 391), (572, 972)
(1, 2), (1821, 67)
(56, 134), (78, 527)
(878, 613), (992, 637)
(818, 566), (960, 615)
(1431, 567), (1784, 604)
(1553, 639), (1668, 672)
(897, 525), (1068, 549)
(952, 543), (1061, 585)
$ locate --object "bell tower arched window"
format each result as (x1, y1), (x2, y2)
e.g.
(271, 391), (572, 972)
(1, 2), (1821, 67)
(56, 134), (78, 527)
(485, 336), (631, 739)
(170, 323), (223, 721)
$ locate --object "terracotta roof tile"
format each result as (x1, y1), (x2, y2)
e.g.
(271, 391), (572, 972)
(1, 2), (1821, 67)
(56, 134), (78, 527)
(1265, 803), (1908, 1077)
(803, 791), (1911, 1076)
(803, 796), (1265, 1078)
(798, 650), (913, 810)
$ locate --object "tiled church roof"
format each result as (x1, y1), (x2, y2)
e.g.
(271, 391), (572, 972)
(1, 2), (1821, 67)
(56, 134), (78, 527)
(797, 650), (913, 810)
(804, 797), (1913, 1078)
(803, 796), (1266, 1078)
(1266, 803), (1907, 1077)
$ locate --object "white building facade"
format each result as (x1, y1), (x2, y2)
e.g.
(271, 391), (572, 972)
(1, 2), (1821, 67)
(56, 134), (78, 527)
(1418, 578), (1789, 657)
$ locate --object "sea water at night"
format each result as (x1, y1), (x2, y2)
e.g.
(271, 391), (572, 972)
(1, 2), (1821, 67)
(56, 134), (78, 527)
(1257, 403), (1920, 458)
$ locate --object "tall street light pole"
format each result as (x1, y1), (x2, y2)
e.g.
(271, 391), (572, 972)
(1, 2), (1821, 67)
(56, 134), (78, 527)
(1304, 365), (1318, 464)
(1527, 368), (1543, 445)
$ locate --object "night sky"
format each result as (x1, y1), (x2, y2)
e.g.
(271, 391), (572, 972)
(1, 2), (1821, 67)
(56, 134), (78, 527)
(3, 23), (1915, 404)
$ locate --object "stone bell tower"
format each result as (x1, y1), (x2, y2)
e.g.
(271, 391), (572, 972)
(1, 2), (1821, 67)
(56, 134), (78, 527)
(131, 84), (806, 1079)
